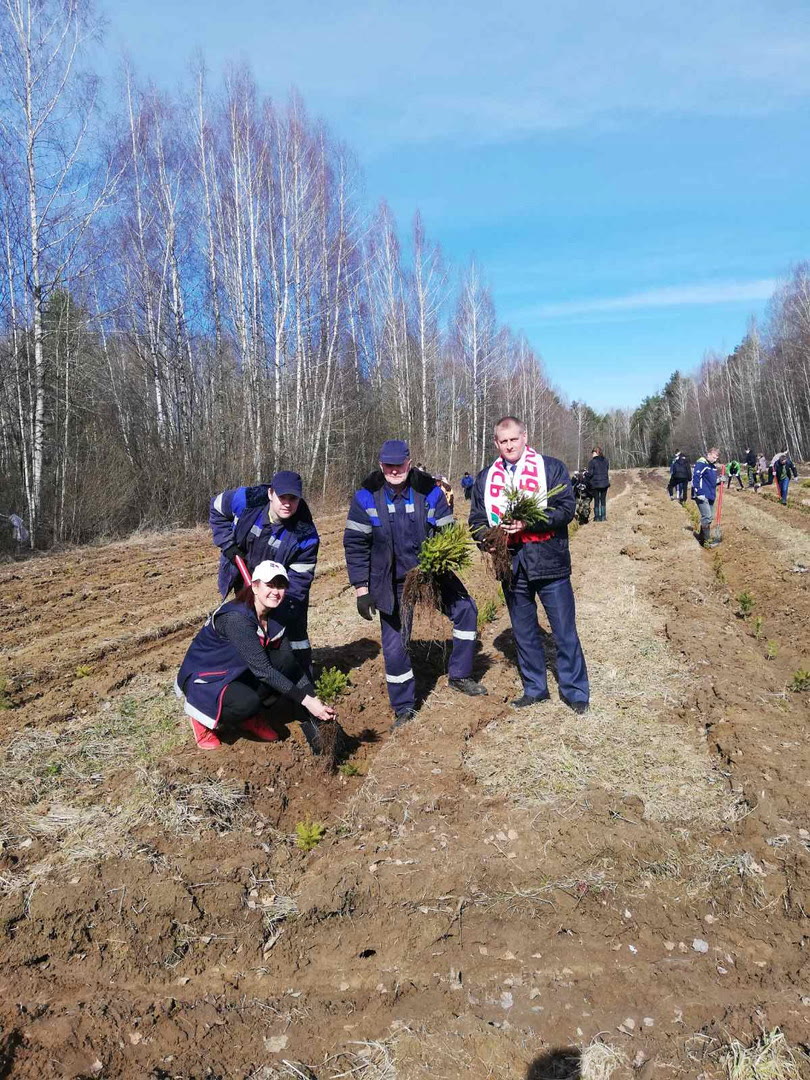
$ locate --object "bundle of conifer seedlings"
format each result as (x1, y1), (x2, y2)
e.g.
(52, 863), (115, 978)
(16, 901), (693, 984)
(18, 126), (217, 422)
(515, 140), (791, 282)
(482, 484), (567, 584)
(401, 522), (474, 645)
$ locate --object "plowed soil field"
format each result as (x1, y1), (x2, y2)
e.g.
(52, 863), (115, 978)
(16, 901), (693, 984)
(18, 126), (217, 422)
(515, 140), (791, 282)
(1, 472), (808, 1079)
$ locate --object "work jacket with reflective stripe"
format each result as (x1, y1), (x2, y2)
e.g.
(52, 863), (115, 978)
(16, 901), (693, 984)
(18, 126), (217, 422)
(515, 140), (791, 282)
(209, 485), (319, 618)
(343, 469), (454, 615)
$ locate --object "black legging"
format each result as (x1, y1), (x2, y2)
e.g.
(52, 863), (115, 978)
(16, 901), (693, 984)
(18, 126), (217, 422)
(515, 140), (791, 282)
(220, 650), (308, 725)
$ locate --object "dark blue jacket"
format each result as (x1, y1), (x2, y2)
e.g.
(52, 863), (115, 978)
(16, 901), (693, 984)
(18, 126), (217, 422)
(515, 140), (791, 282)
(584, 454), (610, 490)
(670, 454), (691, 481)
(175, 600), (286, 728)
(469, 455), (575, 581)
(210, 484), (319, 624)
(460, 475), (474, 491)
(343, 469), (453, 615)
(692, 458), (719, 502)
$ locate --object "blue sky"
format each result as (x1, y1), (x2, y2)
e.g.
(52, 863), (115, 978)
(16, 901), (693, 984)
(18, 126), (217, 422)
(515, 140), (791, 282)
(103, 0), (810, 410)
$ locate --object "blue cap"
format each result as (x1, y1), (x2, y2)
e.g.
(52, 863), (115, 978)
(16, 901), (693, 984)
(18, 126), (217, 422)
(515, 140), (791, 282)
(271, 470), (303, 497)
(379, 439), (411, 465)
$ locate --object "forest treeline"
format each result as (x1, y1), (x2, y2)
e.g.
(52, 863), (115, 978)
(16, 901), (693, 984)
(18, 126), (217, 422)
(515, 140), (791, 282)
(1, 0), (808, 549)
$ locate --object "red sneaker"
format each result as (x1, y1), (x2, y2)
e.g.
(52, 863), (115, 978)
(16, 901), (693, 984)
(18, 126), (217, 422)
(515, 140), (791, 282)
(241, 715), (279, 742)
(190, 718), (221, 750)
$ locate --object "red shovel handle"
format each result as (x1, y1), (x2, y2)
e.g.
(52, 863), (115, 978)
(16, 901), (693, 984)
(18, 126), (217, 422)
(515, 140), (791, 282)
(234, 554), (252, 588)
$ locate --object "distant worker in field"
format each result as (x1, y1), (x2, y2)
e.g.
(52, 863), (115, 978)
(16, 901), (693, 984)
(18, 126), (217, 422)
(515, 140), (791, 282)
(584, 446), (610, 522)
(436, 474), (455, 510)
(470, 416), (589, 713)
(756, 453), (768, 487)
(774, 452), (798, 504)
(669, 452), (691, 503)
(461, 472), (474, 500)
(726, 458), (744, 490)
(744, 448), (757, 487)
(175, 561), (335, 750)
(343, 439), (485, 730)
(210, 471), (318, 670)
(692, 447), (721, 547)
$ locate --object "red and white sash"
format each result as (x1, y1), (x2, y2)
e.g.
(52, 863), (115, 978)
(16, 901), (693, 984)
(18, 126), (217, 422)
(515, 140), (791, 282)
(484, 447), (551, 542)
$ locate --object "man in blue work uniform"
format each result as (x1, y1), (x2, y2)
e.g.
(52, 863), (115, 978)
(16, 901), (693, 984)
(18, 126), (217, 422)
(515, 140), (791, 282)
(691, 448), (720, 547)
(210, 470), (319, 669)
(344, 439), (486, 729)
(470, 416), (589, 714)
(461, 472), (474, 500)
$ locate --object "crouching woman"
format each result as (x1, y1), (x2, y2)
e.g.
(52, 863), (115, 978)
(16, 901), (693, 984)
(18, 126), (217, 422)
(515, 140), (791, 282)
(176, 560), (335, 750)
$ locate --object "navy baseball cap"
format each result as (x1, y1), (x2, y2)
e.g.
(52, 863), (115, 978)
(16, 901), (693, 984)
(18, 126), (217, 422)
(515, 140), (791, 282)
(379, 439), (411, 465)
(271, 470), (303, 497)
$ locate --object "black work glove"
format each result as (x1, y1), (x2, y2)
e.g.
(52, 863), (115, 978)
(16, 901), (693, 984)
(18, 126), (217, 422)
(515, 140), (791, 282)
(223, 542), (243, 563)
(356, 593), (377, 620)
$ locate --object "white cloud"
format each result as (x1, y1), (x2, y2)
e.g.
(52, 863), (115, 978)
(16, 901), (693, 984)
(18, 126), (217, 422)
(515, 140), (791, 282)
(529, 279), (778, 319)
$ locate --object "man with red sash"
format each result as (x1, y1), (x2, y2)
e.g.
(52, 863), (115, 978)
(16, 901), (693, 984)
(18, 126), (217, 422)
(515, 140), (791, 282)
(469, 415), (589, 713)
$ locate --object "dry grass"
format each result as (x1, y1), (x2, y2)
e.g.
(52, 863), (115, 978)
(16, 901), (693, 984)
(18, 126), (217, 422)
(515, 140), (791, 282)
(0, 678), (251, 894)
(465, 562), (739, 825)
(720, 1029), (810, 1080)
(580, 1041), (631, 1080)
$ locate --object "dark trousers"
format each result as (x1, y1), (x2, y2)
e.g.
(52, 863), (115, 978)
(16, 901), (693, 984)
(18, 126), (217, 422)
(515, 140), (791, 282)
(220, 650), (306, 726)
(503, 569), (589, 703)
(727, 474), (743, 489)
(379, 576), (478, 711)
(592, 488), (607, 521)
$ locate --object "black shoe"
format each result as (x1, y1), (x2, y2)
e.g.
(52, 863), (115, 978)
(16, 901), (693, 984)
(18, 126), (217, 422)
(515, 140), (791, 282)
(561, 697), (589, 714)
(510, 693), (550, 708)
(391, 708), (417, 730)
(449, 677), (488, 697)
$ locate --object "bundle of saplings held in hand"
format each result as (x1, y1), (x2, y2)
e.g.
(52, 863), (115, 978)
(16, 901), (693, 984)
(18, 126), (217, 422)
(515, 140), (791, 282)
(483, 484), (567, 582)
(401, 522), (473, 644)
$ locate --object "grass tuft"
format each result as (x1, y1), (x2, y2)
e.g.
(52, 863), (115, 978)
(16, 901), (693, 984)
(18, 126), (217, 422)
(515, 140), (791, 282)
(721, 1028), (810, 1080)
(788, 668), (810, 692)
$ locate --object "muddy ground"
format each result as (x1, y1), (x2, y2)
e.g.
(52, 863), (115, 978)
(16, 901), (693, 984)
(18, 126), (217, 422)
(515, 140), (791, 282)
(0, 472), (808, 1079)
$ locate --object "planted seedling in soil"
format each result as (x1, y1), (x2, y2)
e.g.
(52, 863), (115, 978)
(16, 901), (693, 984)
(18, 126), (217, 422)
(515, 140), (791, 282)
(766, 640), (779, 661)
(312, 667), (350, 772)
(477, 599), (499, 628)
(401, 523), (473, 644)
(753, 616), (764, 639)
(789, 668), (810, 692)
(295, 820), (326, 852)
(481, 484), (567, 583)
(737, 591), (755, 617)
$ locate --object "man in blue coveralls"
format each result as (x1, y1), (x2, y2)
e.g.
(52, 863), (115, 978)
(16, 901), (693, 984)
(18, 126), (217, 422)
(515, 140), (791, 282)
(343, 439), (487, 729)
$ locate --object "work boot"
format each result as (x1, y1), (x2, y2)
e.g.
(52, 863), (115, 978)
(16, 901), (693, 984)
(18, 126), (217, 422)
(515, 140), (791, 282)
(510, 693), (550, 708)
(241, 715), (279, 742)
(449, 677), (488, 697)
(698, 524), (711, 547)
(190, 718), (221, 750)
(391, 708), (416, 730)
(561, 697), (590, 715)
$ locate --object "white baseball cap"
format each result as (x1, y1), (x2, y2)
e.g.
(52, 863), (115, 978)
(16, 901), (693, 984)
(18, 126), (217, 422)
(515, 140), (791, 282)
(251, 560), (289, 584)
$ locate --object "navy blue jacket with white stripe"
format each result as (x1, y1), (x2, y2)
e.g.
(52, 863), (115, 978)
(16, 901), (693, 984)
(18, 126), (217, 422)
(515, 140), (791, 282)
(176, 599), (292, 728)
(343, 469), (454, 615)
(209, 485), (319, 616)
(469, 454), (576, 582)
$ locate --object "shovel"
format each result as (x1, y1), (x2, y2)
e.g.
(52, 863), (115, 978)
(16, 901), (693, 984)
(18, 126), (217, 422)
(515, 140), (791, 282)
(711, 466), (725, 543)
